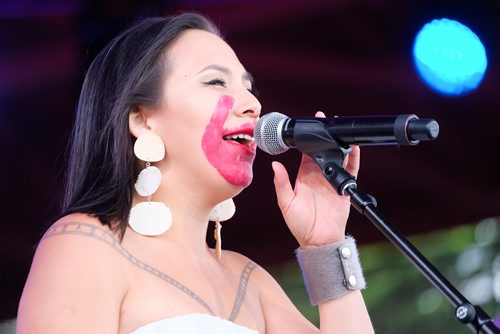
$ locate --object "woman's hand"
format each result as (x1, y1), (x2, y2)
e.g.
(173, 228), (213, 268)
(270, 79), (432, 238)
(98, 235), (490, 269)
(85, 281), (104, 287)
(272, 111), (360, 247)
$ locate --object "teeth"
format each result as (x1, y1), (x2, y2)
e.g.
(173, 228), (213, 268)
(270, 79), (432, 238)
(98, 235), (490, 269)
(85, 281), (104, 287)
(223, 133), (255, 146)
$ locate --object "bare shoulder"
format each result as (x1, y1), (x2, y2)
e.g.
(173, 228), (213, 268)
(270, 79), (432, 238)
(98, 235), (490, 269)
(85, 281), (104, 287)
(37, 213), (126, 272)
(17, 213), (127, 333)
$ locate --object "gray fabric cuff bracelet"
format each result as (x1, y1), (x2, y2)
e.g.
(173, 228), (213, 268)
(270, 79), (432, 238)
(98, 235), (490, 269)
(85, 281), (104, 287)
(296, 236), (366, 306)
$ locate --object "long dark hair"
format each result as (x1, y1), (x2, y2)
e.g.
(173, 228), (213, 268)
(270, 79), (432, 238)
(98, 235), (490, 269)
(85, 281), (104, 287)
(61, 13), (220, 239)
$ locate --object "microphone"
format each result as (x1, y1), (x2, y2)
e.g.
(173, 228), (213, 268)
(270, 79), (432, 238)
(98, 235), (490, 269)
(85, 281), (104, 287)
(255, 112), (439, 155)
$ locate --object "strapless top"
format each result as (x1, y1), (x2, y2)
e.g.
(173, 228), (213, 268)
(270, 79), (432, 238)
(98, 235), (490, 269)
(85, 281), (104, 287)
(130, 313), (260, 334)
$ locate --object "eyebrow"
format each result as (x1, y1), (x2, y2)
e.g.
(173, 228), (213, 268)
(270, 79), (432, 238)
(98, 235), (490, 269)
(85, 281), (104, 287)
(197, 64), (254, 86)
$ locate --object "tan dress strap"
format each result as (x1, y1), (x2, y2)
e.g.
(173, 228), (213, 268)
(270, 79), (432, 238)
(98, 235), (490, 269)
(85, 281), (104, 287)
(228, 260), (257, 322)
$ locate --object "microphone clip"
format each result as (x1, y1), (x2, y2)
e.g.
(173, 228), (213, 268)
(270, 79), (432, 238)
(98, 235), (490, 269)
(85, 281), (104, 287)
(304, 144), (356, 197)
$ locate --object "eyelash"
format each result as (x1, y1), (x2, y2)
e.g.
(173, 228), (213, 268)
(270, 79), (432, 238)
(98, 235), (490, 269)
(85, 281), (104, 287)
(203, 78), (259, 97)
(204, 79), (227, 87)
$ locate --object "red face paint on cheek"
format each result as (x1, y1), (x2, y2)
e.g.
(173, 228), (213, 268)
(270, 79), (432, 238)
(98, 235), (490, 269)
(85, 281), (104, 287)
(201, 95), (256, 187)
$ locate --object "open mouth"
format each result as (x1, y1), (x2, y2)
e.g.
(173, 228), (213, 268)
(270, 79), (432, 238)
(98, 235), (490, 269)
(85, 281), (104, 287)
(222, 133), (255, 147)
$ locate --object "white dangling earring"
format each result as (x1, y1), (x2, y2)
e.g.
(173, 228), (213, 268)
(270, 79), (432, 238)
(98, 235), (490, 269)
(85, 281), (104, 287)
(128, 132), (172, 236)
(209, 198), (236, 261)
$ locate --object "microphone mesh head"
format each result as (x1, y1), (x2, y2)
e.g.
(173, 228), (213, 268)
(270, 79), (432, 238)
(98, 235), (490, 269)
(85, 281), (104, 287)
(255, 112), (288, 155)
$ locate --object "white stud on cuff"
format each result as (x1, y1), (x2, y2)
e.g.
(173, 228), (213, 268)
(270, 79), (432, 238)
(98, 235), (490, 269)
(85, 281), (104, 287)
(347, 274), (357, 288)
(340, 246), (352, 259)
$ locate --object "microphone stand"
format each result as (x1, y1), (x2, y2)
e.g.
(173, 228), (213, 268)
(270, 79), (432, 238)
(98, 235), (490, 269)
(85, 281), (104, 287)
(304, 145), (499, 334)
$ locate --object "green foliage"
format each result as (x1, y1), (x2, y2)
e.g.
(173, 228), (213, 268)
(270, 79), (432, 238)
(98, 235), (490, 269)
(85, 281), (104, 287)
(0, 319), (15, 334)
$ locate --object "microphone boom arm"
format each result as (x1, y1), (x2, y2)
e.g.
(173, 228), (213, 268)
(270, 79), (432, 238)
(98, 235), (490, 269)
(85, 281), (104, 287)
(306, 145), (499, 333)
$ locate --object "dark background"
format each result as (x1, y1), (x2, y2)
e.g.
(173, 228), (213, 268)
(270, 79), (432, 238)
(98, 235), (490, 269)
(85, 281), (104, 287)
(1, 0), (499, 321)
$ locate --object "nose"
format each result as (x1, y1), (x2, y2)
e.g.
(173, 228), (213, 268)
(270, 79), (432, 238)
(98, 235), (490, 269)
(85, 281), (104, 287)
(234, 87), (261, 119)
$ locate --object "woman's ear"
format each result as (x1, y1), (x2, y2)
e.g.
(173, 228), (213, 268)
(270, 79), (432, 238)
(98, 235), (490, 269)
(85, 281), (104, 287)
(129, 106), (152, 139)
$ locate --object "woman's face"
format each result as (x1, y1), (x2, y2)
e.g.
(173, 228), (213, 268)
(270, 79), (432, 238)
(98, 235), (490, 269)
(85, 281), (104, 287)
(150, 29), (261, 193)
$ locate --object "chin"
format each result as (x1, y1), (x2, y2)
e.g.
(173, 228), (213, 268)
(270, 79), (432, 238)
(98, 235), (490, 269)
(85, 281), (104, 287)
(225, 172), (253, 188)
(220, 174), (252, 198)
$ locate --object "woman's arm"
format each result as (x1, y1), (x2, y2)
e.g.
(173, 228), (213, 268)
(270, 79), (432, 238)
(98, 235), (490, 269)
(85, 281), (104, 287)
(17, 218), (126, 334)
(269, 111), (374, 333)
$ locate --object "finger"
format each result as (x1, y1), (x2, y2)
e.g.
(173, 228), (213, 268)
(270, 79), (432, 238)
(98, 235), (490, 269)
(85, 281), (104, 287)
(296, 152), (323, 182)
(271, 161), (295, 211)
(300, 152), (314, 165)
(344, 145), (360, 178)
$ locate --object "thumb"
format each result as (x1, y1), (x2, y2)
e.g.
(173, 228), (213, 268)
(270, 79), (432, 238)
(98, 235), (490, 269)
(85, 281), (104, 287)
(271, 161), (295, 211)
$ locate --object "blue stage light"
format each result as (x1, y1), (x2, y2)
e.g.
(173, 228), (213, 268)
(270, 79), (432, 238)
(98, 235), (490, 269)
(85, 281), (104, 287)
(413, 18), (487, 95)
